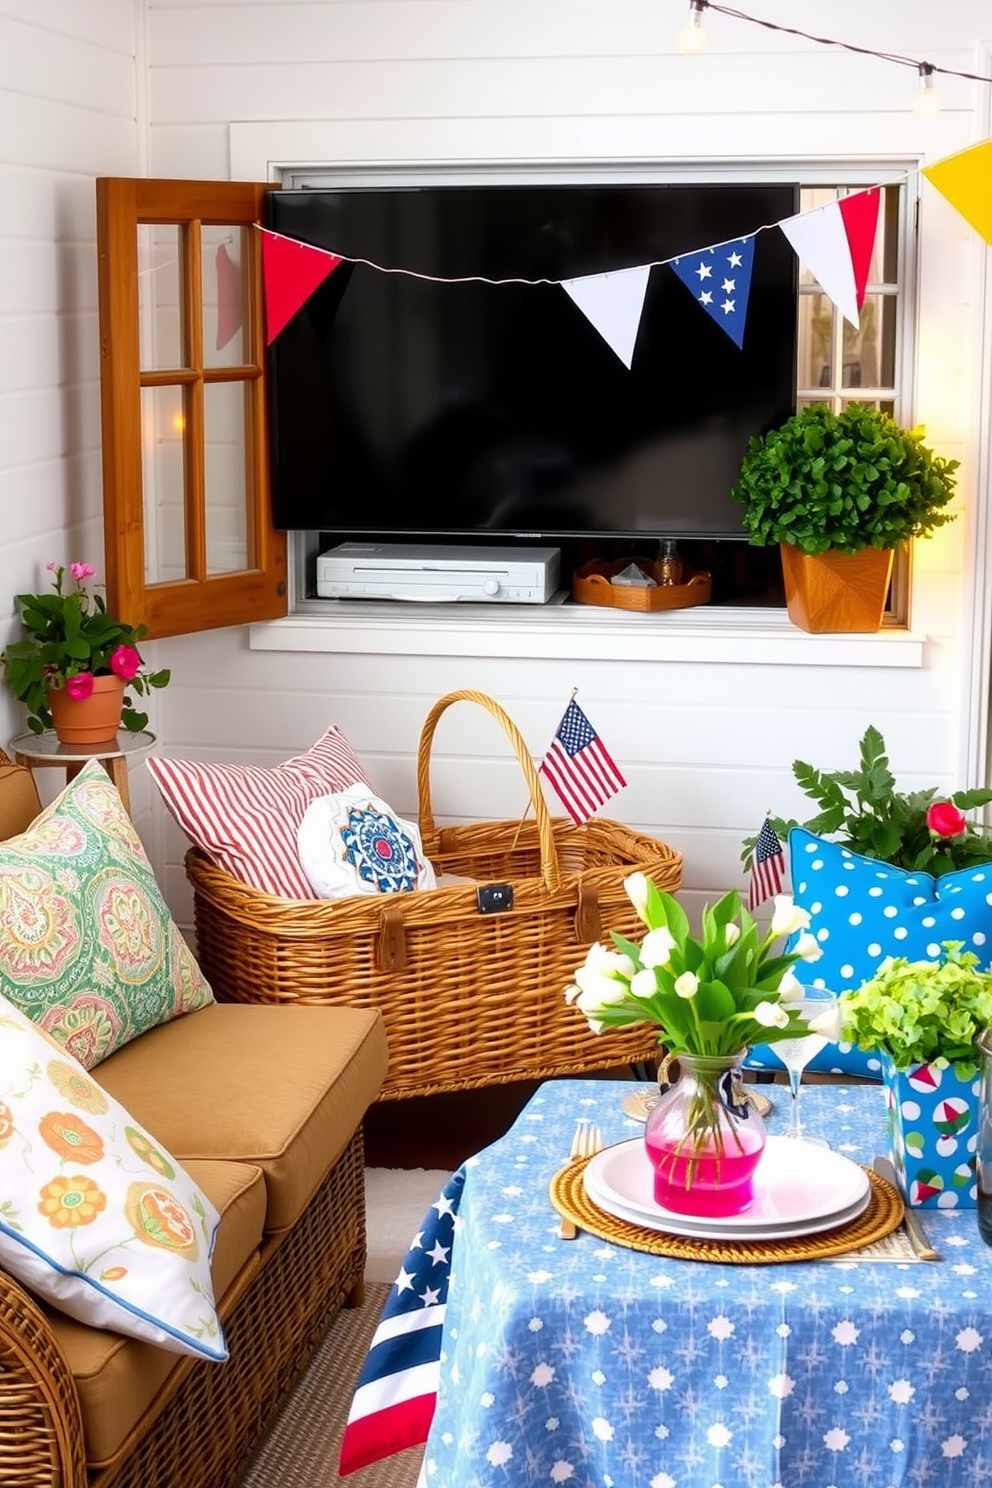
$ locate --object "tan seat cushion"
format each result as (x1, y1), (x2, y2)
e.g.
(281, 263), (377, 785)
(95, 1003), (388, 1233)
(48, 1158), (266, 1468)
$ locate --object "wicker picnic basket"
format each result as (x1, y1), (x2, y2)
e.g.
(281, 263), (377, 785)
(186, 689), (683, 1101)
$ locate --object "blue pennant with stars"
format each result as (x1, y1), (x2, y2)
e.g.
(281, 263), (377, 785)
(669, 236), (756, 349)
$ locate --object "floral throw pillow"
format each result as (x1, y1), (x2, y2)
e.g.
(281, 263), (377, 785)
(0, 995), (225, 1358)
(0, 760), (213, 1068)
(146, 725), (372, 899)
(297, 784), (437, 899)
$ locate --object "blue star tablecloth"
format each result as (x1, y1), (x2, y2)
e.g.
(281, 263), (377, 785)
(416, 1079), (990, 1488)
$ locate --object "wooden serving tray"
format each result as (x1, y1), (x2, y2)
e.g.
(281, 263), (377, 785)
(572, 559), (712, 612)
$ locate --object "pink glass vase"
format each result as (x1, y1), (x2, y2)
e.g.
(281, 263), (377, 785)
(644, 1053), (767, 1217)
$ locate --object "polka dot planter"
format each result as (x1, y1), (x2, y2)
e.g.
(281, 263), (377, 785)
(881, 1053), (979, 1208)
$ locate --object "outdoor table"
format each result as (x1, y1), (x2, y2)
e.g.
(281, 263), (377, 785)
(412, 1077), (987, 1488)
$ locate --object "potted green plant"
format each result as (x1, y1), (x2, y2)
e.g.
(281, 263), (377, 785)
(839, 943), (992, 1207)
(739, 725), (992, 1084)
(730, 403), (959, 632)
(742, 724), (992, 876)
(1, 561), (170, 742)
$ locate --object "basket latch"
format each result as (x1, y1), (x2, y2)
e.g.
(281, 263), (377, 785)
(574, 881), (602, 942)
(376, 905), (408, 973)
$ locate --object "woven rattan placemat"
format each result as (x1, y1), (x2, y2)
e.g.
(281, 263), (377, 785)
(549, 1156), (904, 1264)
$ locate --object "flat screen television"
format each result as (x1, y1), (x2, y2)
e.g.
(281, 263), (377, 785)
(264, 181), (799, 546)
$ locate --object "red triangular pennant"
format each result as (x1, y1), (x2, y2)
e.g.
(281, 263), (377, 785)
(260, 228), (343, 344)
(838, 189), (880, 311)
(215, 242), (242, 351)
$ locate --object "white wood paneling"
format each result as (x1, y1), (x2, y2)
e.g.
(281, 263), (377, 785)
(0, 0), (139, 754)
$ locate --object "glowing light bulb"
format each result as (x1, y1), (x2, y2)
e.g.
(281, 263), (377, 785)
(678, 0), (709, 54)
(913, 62), (940, 117)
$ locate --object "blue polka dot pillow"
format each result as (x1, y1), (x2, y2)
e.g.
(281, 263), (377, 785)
(746, 827), (992, 1080)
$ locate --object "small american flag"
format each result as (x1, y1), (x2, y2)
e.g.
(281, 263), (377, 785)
(339, 1169), (464, 1476)
(748, 817), (785, 911)
(538, 698), (627, 825)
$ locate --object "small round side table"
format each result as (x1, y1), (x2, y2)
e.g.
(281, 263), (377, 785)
(9, 730), (156, 819)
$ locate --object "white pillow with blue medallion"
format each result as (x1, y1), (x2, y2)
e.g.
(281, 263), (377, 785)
(746, 826), (992, 1079)
(297, 783), (437, 900)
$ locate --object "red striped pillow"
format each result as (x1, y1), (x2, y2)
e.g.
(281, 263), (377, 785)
(147, 728), (372, 899)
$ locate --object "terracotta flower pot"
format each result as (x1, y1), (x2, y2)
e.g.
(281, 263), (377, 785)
(47, 675), (126, 746)
(780, 544), (894, 633)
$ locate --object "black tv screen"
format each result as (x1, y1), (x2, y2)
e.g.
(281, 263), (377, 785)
(265, 181), (798, 542)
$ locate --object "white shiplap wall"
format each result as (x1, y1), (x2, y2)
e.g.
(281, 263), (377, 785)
(2, 1), (991, 933)
(0, 2), (159, 822)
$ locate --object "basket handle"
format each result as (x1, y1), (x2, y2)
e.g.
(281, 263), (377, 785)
(417, 689), (562, 894)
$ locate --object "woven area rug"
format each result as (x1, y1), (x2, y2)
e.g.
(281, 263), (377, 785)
(238, 1283), (423, 1487)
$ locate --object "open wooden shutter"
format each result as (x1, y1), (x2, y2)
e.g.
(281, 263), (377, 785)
(96, 177), (287, 637)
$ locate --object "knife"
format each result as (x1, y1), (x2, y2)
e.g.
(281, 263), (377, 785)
(872, 1155), (941, 1261)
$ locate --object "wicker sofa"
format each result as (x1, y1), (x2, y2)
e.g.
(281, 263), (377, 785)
(0, 749), (389, 1488)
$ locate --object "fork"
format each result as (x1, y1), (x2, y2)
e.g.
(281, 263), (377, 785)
(557, 1118), (604, 1239)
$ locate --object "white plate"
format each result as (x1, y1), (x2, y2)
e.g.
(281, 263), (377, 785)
(585, 1173), (870, 1241)
(583, 1136), (870, 1242)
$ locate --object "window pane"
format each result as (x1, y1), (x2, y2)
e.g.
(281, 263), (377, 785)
(202, 226), (247, 369)
(840, 294), (897, 390)
(137, 224), (185, 371)
(204, 382), (248, 574)
(880, 185), (900, 284)
(797, 292), (834, 389)
(141, 385), (187, 583)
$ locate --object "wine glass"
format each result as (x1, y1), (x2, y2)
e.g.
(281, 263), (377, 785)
(773, 988), (839, 1145)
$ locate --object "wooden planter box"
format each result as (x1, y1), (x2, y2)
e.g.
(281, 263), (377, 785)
(780, 544), (894, 633)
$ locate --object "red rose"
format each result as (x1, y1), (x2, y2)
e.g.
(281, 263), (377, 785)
(110, 644), (141, 680)
(927, 800), (967, 838)
(65, 673), (94, 701)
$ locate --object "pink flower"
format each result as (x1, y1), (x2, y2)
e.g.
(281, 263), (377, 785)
(46, 560), (58, 571)
(927, 800), (968, 839)
(65, 674), (95, 701)
(69, 562), (96, 581)
(109, 645), (141, 680)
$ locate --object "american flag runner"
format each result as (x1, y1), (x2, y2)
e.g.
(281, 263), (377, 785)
(747, 817), (786, 911)
(538, 698), (627, 825)
(339, 1168), (464, 1476)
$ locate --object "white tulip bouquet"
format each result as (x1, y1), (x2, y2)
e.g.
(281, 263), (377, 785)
(566, 875), (837, 1060)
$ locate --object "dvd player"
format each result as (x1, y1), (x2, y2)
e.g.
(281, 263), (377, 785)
(316, 542), (561, 604)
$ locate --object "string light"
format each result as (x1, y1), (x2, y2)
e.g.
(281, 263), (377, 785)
(678, 1), (992, 93)
(913, 63), (941, 118)
(678, 0), (709, 54)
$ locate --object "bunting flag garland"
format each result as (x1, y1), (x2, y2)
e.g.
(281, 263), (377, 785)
(669, 236), (756, 349)
(259, 227), (343, 344)
(778, 188), (880, 329)
(922, 140), (992, 249)
(560, 265), (652, 368)
(257, 144), (989, 357)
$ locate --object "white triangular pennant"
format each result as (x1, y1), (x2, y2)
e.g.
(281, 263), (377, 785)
(778, 201), (859, 329)
(560, 265), (652, 369)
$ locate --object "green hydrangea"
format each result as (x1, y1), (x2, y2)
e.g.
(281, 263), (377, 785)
(840, 942), (992, 1073)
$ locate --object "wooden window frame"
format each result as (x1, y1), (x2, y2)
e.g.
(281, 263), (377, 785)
(96, 177), (287, 638)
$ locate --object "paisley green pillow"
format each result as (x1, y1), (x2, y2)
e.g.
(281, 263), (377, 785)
(0, 760), (213, 1067)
